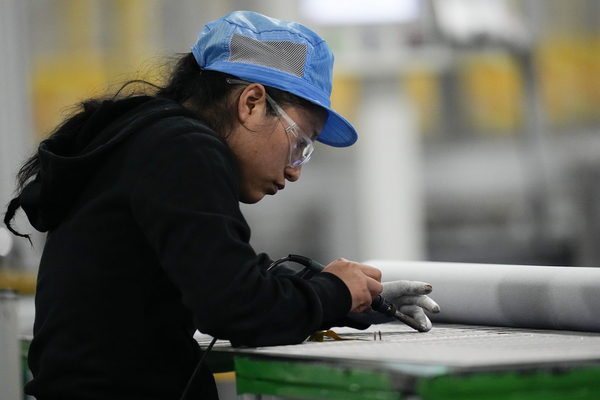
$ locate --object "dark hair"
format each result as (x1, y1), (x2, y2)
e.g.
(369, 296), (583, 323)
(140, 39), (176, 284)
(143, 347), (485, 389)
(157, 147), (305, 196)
(3, 52), (322, 239)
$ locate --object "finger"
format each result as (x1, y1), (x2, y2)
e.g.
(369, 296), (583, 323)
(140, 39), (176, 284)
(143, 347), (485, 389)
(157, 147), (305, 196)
(394, 295), (440, 313)
(400, 305), (433, 331)
(355, 279), (383, 313)
(352, 299), (373, 314)
(353, 305), (368, 313)
(358, 264), (382, 282)
(367, 277), (383, 298)
(381, 280), (432, 298)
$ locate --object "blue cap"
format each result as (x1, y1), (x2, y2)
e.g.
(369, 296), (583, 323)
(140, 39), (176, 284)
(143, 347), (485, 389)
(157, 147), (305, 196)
(191, 11), (357, 148)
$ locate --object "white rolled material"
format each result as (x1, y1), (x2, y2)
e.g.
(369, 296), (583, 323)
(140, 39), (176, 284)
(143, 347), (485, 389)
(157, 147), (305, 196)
(366, 260), (600, 332)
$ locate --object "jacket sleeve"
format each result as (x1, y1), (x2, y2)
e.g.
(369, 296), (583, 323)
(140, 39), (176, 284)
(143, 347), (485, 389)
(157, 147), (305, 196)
(129, 129), (352, 347)
(261, 255), (371, 331)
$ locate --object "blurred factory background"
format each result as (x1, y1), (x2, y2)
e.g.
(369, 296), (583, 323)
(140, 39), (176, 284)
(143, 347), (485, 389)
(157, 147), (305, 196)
(2, 0), (600, 294)
(1, 1), (599, 398)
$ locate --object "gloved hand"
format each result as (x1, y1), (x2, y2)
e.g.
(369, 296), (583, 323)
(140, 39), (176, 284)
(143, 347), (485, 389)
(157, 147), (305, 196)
(348, 280), (440, 331)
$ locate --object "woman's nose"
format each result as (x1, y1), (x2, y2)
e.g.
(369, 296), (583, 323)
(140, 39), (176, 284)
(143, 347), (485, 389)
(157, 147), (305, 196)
(285, 165), (302, 182)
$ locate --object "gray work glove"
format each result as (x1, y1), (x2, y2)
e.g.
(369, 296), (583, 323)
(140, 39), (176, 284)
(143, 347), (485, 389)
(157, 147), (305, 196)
(348, 280), (440, 331)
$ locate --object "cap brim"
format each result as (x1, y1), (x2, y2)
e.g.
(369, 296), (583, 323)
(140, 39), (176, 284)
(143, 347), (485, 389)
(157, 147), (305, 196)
(318, 109), (357, 148)
(203, 62), (358, 147)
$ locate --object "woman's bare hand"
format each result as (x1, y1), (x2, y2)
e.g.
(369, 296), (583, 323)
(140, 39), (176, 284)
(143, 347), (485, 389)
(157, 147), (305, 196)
(322, 258), (383, 313)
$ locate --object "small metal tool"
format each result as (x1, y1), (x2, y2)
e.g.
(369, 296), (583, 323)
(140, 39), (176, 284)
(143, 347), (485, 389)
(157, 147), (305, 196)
(370, 295), (428, 332)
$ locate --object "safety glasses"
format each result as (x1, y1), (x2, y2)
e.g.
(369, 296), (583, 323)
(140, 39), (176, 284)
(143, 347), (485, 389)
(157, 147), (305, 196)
(226, 78), (315, 168)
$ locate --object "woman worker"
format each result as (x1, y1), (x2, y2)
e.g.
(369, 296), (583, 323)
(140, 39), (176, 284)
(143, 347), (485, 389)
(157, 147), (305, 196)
(4, 11), (438, 400)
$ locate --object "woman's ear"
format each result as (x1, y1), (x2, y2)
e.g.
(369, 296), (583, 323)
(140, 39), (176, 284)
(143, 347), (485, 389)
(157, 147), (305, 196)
(237, 83), (268, 124)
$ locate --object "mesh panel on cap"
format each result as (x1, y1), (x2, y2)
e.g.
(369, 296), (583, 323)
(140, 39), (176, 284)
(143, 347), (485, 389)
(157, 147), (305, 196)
(229, 33), (307, 78)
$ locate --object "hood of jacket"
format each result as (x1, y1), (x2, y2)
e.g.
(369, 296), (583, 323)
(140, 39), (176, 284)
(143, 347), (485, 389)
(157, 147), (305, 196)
(20, 96), (200, 232)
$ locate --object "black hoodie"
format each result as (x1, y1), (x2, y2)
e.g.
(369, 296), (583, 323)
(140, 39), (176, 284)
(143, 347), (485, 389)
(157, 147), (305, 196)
(21, 97), (353, 400)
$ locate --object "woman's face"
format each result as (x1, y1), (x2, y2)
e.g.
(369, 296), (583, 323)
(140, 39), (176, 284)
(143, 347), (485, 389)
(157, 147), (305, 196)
(226, 84), (327, 204)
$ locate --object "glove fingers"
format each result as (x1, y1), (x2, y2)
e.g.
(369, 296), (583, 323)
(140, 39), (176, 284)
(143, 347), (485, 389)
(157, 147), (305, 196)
(382, 280), (433, 298)
(400, 305), (433, 332)
(395, 295), (440, 313)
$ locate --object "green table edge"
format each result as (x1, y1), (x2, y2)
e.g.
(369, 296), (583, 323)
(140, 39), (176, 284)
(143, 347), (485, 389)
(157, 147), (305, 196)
(235, 356), (400, 400)
(418, 365), (600, 400)
(235, 356), (600, 400)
